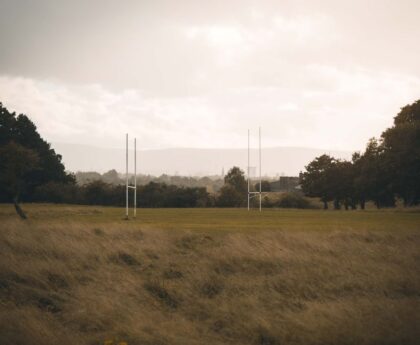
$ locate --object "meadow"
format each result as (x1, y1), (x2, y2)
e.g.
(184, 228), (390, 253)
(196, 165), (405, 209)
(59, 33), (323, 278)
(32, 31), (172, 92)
(0, 204), (419, 345)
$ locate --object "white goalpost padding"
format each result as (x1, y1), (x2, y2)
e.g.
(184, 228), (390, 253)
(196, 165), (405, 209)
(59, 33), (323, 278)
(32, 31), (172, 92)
(125, 133), (137, 219)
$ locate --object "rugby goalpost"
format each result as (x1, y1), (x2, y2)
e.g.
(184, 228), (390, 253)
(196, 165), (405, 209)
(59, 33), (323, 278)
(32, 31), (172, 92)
(125, 133), (137, 220)
(125, 127), (266, 218)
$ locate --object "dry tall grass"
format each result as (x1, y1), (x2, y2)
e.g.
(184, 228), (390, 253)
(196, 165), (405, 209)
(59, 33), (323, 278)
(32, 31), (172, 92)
(0, 207), (419, 345)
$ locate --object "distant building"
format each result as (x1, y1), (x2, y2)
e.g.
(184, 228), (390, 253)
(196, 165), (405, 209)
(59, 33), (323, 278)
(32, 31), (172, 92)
(270, 176), (300, 192)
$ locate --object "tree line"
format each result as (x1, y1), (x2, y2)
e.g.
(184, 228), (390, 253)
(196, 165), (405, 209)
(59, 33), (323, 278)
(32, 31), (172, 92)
(75, 170), (225, 193)
(300, 99), (420, 209)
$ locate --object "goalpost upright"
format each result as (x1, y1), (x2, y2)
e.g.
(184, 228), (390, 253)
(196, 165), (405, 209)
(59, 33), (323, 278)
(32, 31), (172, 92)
(248, 127), (262, 212)
(259, 127), (261, 212)
(125, 133), (137, 220)
(247, 129), (250, 211)
(126, 133), (128, 219)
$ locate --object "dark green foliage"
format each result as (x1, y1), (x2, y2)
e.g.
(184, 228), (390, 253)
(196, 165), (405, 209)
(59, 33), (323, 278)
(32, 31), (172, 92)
(223, 166), (247, 194)
(33, 182), (81, 204)
(255, 180), (271, 192)
(276, 193), (312, 209)
(217, 167), (247, 207)
(381, 100), (420, 205)
(217, 184), (244, 207)
(31, 180), (211, 208)
(0, 102), (75, 206)
(353, 139), (395, 208)
(0, 141), (40, 218)
(0, 142), (39, 201)
(300, 154), (336, 209)
(136, 182), (210, 208)
(262, 192), (313, 209)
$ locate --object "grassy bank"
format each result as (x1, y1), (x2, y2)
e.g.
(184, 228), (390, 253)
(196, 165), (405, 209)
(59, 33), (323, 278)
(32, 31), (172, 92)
(0, 205), (419, 344)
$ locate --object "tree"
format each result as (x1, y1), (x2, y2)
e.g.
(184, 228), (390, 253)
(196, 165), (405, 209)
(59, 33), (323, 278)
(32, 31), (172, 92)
(300, 155), (336, 209)
(0, 102), (75, 216)
(0, 142), (39, 218)
(381, 100), (420, 205)
(351, 152), (367, 209)
(217, 167), (247, 207)
(255, 180), (271, 192)
(328, 160), (357, 210)
(224, 167), (247, 194)
(355, 138), (395, 208)
(102, 169), (121, 184)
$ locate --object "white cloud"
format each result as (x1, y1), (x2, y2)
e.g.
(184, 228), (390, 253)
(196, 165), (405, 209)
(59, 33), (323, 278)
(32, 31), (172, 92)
(183, 13), (338, 66)
(1, 66), (418, 153)
(0, 76), (225, 149)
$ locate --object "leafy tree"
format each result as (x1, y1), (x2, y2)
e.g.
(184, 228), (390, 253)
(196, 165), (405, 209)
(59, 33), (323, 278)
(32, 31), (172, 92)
(0, 103), (75, 217)
(217, 184), (244, 207)
(358, 138), (395, 208)
(255, 180), (271, 192)
(328, 160), (357, 210)
(217, 167), (247, 207)
(0, 103), (75, 198)
(0, 142), (39, 218)
(224, 167), (247, 194)
(102, 169), (121, 184)
(381, 100), (420, 205)
(351, 152), (366, 209)
(300, 155), (336, 209)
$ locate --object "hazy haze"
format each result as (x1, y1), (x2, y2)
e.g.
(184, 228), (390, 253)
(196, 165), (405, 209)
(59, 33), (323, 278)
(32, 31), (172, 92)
(53, 143), (352, 176)
(1, 0), (419, 171)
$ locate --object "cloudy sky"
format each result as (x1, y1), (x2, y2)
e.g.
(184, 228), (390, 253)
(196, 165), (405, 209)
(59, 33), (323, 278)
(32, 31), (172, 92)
(1, 0), (419, 151)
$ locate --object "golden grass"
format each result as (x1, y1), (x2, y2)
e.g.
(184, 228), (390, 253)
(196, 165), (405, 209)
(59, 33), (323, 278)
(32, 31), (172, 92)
(0, 204), (419, 345)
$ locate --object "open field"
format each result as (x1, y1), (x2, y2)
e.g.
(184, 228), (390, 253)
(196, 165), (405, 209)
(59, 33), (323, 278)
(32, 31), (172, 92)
(0, 204), (419, 345)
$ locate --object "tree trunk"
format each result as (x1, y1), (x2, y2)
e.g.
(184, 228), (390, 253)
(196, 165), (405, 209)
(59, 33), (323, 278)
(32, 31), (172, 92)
(323, 200), (328, 210)
(334, 199), (340, 210)
(344, 199), (349, 210)
(360, 199), (365, 210)
(13, 196), (27, 219)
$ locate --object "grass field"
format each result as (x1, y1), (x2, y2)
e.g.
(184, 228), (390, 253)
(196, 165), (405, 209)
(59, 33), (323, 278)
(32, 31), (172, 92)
(1, 204), (419, 345)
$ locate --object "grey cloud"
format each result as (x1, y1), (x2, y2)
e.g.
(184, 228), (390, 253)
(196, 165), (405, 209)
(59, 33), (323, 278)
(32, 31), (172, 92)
(1, 0), (419, 96)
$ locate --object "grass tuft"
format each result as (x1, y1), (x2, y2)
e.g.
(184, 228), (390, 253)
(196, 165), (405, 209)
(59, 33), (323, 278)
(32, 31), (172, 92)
(144, 281), (179, 309)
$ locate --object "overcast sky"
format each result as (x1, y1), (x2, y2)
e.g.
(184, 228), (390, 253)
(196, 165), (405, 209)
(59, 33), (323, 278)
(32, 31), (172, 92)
(1, 0), (419, 151)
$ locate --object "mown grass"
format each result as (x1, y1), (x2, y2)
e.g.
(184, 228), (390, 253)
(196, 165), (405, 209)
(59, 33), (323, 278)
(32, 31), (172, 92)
(0, 204), (419, 232)
(0, 204), (419, 345)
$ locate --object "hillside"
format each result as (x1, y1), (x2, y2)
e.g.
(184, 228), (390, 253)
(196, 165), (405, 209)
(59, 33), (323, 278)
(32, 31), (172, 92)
(0, 205), (419, 345)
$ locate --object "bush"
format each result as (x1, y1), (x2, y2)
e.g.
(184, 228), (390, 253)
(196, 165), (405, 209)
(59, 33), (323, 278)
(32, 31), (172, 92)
(265, 192), (314, 209)
(33, 182), (80, 204)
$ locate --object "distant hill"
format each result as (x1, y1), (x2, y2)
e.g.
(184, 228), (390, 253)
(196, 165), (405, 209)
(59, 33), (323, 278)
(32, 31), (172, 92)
(53, 142), (353, 177)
